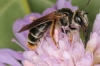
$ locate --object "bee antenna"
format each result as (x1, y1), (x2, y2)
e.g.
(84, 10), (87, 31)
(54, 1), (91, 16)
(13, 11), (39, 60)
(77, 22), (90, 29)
(84, 0), (90, 11)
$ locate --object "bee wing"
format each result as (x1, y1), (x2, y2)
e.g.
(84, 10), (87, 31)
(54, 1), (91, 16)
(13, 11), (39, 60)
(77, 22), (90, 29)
(18, 12), (54, 33)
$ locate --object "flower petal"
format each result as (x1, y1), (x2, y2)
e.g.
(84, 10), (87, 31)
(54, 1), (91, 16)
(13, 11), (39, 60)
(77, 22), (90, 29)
(72, 32), (80, 44)
(0, 48), (24, 60)
(94, 55), (100, 64)
(23, 51), (37, 61)
(0, 63), (5, 66)
(13, 19), (29, 50)
(76, 51), (93, 66)
(72, 42), (85, 62)
(94, 64), (100, 66)
(59, 40), (70, 51)
(23, 60), (34, 66)
(63, 51), (74, 66)
(24, 13), (41, 22)
(86, 33), (98, 53)
(55, 0), (67, 9)
(93, 13), (100, 33)
(0, 49), (23, 66)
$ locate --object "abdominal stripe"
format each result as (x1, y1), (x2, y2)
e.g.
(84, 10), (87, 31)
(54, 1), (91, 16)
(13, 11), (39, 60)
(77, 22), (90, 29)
(28, 22), (51, 45)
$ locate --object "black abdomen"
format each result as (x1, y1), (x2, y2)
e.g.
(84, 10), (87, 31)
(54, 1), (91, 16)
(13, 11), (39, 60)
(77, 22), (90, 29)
(28, 22), (51, 45)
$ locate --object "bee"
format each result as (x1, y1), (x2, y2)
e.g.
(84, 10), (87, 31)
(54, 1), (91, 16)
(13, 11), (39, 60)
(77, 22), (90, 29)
(18, 0), (90, 50)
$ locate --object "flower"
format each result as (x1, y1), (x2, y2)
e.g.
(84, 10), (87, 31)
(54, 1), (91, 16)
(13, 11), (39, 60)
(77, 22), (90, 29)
(12, 0), (100, 66)
(22, 30), (100, 66)
(1, 0), (100, 66)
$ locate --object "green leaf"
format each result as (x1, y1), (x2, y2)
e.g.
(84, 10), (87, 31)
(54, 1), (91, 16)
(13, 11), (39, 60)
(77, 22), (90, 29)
(0, 0), (31, 51)
(27, 0), (56, 13)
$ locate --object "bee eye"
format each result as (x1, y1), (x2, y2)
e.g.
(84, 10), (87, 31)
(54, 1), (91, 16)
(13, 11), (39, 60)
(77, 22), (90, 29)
(76, 17), (81, 22)
(74, 16), (82, 25)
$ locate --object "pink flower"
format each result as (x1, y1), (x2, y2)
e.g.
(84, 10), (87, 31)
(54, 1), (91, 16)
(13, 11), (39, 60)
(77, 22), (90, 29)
(9, 0), (100, 66)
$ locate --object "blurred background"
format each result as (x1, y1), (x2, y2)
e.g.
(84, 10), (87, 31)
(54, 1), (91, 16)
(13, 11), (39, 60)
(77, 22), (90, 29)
(0, 0), (99, 51)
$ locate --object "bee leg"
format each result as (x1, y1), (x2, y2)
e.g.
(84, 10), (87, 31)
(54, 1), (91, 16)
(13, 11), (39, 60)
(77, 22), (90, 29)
(50, 20), (58, 48)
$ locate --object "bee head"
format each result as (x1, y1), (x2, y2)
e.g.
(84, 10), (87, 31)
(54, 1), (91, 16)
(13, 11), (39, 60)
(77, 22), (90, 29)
(71, 0), (90, 31)
(72, 10), (89, 33)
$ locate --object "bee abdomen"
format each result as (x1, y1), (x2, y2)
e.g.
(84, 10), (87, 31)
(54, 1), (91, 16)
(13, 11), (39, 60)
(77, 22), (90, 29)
(28, 33), (39, 44)
(30, 28), (43, 39)
(28, 22), (51, 45)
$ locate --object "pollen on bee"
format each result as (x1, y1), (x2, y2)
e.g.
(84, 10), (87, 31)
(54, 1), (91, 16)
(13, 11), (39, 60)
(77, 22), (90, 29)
(69, 35), (73, 42)
(67, 32), (73, 42)
(27, 43), (38, 50)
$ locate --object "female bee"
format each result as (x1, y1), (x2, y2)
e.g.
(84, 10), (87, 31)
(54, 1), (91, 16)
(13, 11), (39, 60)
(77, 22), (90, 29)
(18, 0), (90, 50)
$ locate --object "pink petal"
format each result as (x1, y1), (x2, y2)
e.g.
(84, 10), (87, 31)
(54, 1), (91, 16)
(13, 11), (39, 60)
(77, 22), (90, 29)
(93, 13), (100, 33)
(0, 63), (5, 66)
(0, 49), (22, 66)
(94, 55), (100, 64)
(86, 33), (98, 52)
(72, 42), (85, 62)
(59, 40), (70, 51)
(23, 60), (34, 66)
(23, 51), (37, 61)
(0, 48), (24, 60)
(76, 52), (93, 66)
(72, 32), (80, 44)
(94, 48), (100, 64)
(63, 51), (74, 66)
(56, 0), (67, 9)
(43, 57), (58, 66)
(13, 19), (29, 50)
(90, 32), (98, 39)
(94, 64), (100, 66)
(94, 48), (100, 58)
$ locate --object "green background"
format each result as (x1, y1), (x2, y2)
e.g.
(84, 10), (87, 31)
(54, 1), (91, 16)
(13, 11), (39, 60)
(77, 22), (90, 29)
(0, 0), (99, 51)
